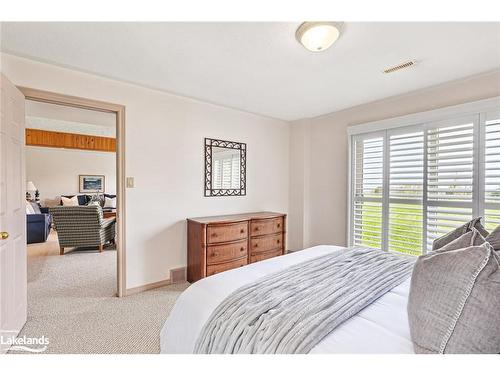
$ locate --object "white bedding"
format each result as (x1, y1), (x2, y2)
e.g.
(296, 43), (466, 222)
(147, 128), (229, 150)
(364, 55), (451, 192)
(160, 245), (415, 354)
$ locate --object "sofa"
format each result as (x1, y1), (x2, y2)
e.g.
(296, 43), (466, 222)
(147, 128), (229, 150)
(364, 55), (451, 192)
(60, 194), (90, 206)
(60, 194), (116, 213)
(26, 201), (52, 244)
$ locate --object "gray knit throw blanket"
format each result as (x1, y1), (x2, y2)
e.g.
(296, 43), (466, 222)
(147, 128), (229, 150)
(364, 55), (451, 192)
(194, 247), (415, 354)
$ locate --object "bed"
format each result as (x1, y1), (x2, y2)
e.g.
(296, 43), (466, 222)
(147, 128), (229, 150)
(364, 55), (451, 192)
(160, 245), (415, 354)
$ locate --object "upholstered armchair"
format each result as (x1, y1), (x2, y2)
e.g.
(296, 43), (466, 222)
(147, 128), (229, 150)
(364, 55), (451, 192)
(49, 205), (116, 255)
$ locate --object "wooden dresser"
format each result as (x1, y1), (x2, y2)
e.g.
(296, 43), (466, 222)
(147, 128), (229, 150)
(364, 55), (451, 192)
(187, 212), (286, 282)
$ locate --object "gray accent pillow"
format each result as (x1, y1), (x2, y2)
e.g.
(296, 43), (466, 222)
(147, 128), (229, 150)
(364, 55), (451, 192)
(434, 228), (485, 253)
(408, 242), (500, 353)
(432, 217), (489, 251)
(485, 225), (500, 251)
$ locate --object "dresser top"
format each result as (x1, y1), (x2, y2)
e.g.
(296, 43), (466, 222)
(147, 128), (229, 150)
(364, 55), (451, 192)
(187, 211), (285, 224)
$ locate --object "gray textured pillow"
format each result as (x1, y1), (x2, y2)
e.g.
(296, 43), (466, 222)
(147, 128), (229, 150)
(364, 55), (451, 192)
(434, 228), (485, 253)
(408, 242), (500, 353)
(485, 225), (500, 251)
(432, 217), (489, 251)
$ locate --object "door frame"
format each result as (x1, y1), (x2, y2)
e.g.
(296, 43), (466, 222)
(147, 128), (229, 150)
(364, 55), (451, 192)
(18, 87), (127, 297)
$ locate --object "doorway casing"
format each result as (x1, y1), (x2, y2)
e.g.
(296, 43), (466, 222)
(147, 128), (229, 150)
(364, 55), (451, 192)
(19, 87), (127, 297)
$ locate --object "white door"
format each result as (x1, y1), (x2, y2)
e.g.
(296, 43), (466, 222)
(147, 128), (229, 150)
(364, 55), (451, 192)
(0, 73), (27, 353)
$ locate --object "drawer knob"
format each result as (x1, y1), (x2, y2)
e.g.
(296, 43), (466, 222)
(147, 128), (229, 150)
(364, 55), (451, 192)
(277, 223), (281, 228)
(212, 233), (217, 237)
(240, 247), (244, 251)
(255, 227), (259, 231)
(240, 229), (245, 234)
(277, 239), (280, 244)
(255, 244), (258, 248)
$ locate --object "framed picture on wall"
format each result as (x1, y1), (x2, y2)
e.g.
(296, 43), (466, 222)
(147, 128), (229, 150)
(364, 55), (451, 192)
(79, 175), (105, 193)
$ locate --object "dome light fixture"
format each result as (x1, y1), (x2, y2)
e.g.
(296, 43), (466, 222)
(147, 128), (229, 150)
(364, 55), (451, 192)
(296, 22), (343, 52)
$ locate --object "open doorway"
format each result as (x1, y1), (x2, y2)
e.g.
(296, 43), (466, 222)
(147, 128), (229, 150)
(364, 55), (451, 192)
(20, 88), (126, 297)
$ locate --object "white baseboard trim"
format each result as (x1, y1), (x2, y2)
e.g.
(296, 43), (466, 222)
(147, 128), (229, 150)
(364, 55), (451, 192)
(124, 278), (172, 296)
(124, 267), (187, 296)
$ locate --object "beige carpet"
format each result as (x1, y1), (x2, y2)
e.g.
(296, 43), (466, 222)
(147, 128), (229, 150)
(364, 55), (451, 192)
(13, 231), (188, 354)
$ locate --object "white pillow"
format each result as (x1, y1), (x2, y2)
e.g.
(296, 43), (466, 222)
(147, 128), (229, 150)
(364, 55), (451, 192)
(61, 196), (79, 206)
(26, 202), (35, 214)
(104, 197), (116, 208)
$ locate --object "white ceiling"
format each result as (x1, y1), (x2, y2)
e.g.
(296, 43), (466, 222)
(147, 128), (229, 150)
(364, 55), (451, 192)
(2, 22), (500, 121)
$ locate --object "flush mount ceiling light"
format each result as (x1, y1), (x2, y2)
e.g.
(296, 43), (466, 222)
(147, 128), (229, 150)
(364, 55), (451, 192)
(296, 22), (343, 52)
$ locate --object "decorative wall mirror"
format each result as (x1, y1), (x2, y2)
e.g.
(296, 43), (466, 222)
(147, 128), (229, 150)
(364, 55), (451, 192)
(204, 138), (246, 196)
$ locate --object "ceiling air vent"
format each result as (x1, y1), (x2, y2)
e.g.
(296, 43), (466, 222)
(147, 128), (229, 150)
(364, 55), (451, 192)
(383, 60), (417, 74)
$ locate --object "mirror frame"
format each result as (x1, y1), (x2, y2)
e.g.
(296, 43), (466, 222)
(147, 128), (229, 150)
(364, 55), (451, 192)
(204, 138), (247, 197)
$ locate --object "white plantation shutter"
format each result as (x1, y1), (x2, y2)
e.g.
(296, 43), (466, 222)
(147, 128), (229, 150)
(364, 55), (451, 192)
(348, 106), (500, 255)
(388, 130), (424, 255)
(221, 158), (232, 188)
(352, 136), (384, 249)
(213, 154), (240, 189)
(483, 111), (500, 231)
(425, 117), (476, 250)
(231, 156), (240, 188)
(213, 159), (222, 188)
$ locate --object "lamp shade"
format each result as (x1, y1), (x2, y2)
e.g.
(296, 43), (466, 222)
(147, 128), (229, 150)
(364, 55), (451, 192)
(26, 181), (37, 191)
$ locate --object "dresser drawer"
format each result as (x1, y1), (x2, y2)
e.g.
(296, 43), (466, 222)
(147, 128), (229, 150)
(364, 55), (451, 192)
(207, 240), (247, 265)
(250, 233), (283, 254)
(206, 257), (247, 276)
(207, 222), (248, 244)
(250, 248), (282, 263)
(250, 217), (283, 237)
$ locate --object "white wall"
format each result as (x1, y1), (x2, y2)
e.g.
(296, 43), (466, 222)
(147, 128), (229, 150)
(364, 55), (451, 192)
(289, 69), (500, 251)
(287, 119), (310, 251)
(1, 53), (290, 289)
(26, 146), (116, 207)
(26, 100), (115, 128)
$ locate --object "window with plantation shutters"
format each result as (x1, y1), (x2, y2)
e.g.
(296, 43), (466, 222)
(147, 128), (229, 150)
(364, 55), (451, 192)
(349, 100), (499, 256)
(482, 111), (500, 231)
(425, 117), (476, 251)
(352, 136), (383, 249)
(388, 130), (424, 255)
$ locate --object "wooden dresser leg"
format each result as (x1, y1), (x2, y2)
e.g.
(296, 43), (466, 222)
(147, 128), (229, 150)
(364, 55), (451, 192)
(99, 244), (104, 252)
(60, 247), (64, 255)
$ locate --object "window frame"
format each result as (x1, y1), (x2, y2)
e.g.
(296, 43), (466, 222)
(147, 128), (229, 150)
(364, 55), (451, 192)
(347, 96), (500, 253)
